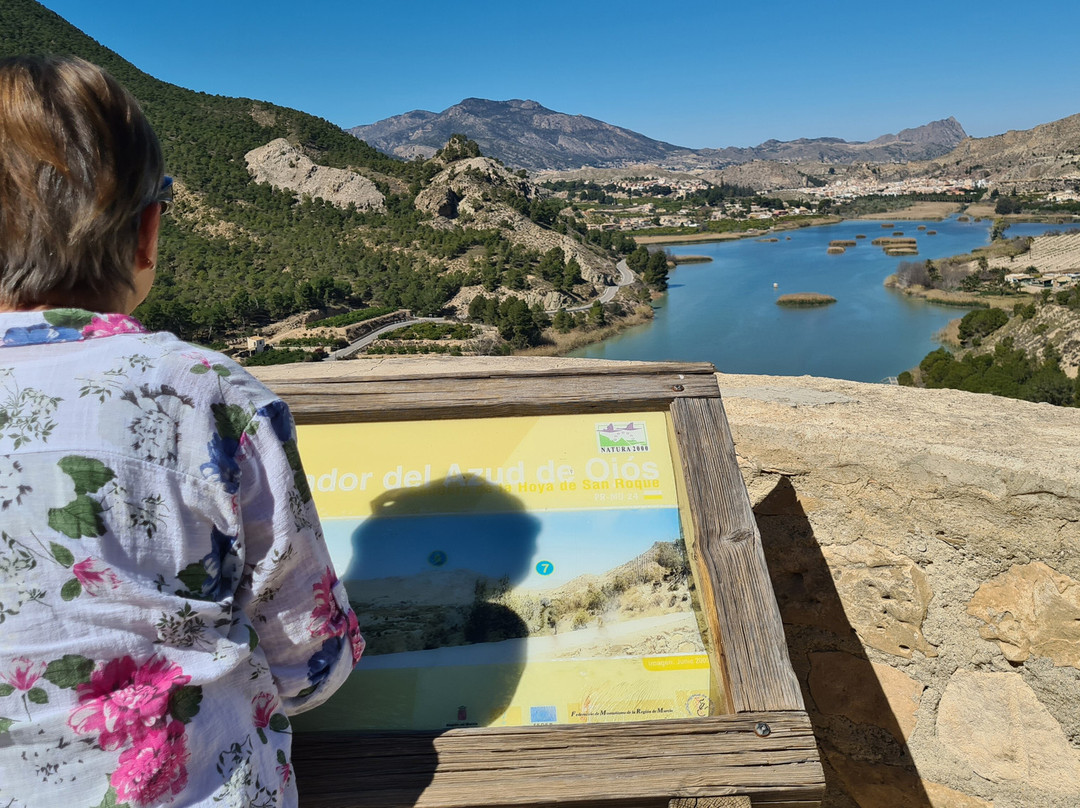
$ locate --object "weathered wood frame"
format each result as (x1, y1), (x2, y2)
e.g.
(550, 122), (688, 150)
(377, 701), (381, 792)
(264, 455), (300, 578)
(269, 362), (823, 808)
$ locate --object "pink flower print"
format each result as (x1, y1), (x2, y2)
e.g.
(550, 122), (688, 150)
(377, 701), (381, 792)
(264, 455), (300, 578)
(277, 758), (292, 786)
(308, 567), (348, 639)
(69, 656), (190, 750)
(0, 657), (46, 691)
(72, 558), (121, 596)
(111, 720), (189, 806)
(346, 609), (365, 666)
(181, 350), (211, 366)
(82, 313), (146, 339)
(252, 691), (279, 729)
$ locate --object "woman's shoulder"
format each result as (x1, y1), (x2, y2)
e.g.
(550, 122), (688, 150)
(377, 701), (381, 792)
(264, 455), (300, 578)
(134, 330), (282, 411)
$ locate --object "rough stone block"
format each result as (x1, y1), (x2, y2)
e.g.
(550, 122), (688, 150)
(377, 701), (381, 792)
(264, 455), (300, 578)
(809, 651), (924, 742)
(823, 540), (938, 658)
(936, 670), (1080, 788)
(967, 562), (1080, 669)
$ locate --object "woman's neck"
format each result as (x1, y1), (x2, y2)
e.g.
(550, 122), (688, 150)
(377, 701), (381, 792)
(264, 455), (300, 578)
(0, 303), (56, 313)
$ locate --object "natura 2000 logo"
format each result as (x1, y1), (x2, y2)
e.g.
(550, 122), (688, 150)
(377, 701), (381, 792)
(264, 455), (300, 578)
(595, 421), (649, 453)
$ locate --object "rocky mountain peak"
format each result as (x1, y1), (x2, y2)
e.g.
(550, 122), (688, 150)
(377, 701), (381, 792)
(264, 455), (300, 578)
(870, 117), (968, 147)
(350, 99), (683, 171)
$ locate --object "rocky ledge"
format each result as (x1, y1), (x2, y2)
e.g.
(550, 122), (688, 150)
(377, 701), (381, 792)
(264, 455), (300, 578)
(245, 138), (385, 211)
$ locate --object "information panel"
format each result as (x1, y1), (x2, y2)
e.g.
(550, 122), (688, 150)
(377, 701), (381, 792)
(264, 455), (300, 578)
(291, 411), (723, 731)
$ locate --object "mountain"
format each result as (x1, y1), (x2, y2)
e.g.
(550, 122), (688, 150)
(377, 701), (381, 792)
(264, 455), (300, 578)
(668, 117), (968, 168)
(869, 117), (968, 147)
(352, 100), (968, 171)
(910, 113), (1080, 190)
(350, 98), (686, 170)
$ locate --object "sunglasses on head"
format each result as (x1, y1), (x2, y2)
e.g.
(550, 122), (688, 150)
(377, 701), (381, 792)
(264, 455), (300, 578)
(155, 176), (174, 216)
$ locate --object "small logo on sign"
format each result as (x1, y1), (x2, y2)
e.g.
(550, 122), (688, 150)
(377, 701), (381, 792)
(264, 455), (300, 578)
(530, 705), (557, 724)
(595, 421), (649, 453)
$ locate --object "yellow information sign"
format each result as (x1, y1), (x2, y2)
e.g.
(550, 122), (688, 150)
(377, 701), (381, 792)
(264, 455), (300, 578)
(292, 412), (722, 731)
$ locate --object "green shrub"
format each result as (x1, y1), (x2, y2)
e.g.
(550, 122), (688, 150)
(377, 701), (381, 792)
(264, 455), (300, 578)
(957, 307), (1008, 344)
(383, 322), (476, 340)
(1013, 302), (1036, 320)
(242, 347), (317, 366)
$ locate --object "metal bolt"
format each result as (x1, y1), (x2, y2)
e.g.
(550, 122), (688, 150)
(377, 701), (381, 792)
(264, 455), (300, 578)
(754, 722), (771, 737)
(672, 384), (684, 392)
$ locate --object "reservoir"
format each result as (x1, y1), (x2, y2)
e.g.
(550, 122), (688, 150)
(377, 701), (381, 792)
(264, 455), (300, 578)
(572, 217), (1063, 382)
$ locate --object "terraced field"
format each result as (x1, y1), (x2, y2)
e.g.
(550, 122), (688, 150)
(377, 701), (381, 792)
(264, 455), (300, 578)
(990, 231), (1080, 275)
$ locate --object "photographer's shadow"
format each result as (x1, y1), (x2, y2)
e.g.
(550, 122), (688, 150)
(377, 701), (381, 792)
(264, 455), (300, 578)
(293, 479), (539, 807)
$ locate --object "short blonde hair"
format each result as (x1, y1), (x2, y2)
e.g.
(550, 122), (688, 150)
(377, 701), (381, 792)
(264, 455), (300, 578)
(0, 56), (164, 310)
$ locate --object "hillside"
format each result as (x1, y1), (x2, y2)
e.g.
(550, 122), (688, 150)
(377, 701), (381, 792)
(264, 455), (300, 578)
(980, 303), (1080, 379)
(352, 99), (967, 172)
(0, 1), (624, 346)
(675, 117), (968, 168)
(905, 113), (1080, 190)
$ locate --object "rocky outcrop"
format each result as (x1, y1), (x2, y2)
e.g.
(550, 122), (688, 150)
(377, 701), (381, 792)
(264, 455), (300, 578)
(869, 117), (969, 148)
(413, 156), (540, 220)
(414, 156), (618, 310)
(244, 138), (385, 211)
(937, 671), (1080, 789)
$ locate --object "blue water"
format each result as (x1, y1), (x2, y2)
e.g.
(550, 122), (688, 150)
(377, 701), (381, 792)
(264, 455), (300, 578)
(571, 218), (1066, 382)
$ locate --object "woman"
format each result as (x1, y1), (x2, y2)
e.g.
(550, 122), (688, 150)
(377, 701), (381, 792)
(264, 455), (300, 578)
(0, 56), (362, 807)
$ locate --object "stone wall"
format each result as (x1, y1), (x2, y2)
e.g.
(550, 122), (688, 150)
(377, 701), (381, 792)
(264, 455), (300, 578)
(720, 374), (1080, 808)
(254, 358), (1080, 807)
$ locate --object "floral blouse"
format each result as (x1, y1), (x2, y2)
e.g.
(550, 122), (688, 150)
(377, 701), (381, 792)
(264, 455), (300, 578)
(0, 309), (363, 808)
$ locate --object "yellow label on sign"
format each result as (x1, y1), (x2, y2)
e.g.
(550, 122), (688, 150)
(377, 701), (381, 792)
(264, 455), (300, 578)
(298, 411), (678, 517)
(642, 654), (711, 671)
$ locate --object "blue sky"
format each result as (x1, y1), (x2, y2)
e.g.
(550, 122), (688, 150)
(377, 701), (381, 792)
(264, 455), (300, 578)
(39, 0), (1080, 149)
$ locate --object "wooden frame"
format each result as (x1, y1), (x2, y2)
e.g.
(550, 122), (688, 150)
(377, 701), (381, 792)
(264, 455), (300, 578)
(267, 362), (823, 808)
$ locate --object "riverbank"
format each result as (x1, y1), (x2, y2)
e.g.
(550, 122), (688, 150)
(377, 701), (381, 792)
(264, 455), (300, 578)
(853, 201), (964, 220)
(884, 224), (1080, 309)
(883, 280), (1017, 310)
(634, 230), (761, 245)
(519, 304), (655, 356)
(633, 215), (843, 245)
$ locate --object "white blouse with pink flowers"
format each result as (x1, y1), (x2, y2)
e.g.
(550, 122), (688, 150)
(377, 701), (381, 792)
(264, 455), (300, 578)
(0, 309), (363, 808)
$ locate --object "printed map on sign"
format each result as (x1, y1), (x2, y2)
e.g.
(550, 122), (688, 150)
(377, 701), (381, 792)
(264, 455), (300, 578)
(290, 412), (723, 732)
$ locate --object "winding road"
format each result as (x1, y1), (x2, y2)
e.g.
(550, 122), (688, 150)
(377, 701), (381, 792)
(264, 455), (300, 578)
(566, 259), (633, 312)
(328, 316), (451, 360)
